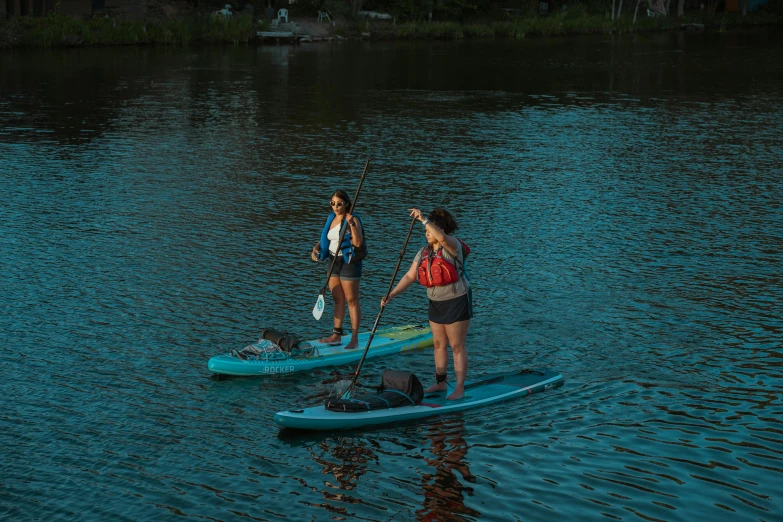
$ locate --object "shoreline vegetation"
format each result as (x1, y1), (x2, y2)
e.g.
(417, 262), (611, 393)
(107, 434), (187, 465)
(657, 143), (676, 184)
(1, 6), (781, 49)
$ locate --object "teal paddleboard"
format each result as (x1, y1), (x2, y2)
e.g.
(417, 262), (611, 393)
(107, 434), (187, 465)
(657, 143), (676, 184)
(274, 368), (564, 430)
(207, 324), (433, 376)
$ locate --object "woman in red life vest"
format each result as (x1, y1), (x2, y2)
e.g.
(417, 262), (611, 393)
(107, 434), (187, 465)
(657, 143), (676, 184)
(311, 190), (366, 350)
(381, 208), (472, 400)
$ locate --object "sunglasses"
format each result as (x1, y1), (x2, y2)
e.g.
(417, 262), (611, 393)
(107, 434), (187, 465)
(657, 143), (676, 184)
(330, 201), (346, 207)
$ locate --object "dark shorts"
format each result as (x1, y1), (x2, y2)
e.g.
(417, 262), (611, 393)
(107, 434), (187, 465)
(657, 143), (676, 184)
(428, 290), (473, 325)
(327, 255), (362, 281)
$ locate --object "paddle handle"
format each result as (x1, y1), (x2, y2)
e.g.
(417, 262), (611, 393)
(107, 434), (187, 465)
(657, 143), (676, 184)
(319, 159), (370, 296)
(345, 215), (418, 396)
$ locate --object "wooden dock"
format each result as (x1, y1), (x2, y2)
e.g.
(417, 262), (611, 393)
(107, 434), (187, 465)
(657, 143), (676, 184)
(258, 31), (296, 40)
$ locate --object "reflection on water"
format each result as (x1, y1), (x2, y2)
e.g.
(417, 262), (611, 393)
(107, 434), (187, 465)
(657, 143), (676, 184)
(417, 419), (479, 522)
(2, 31), (783, 521)
(282, 417), (480, 521)
(313, 436), (378, 492)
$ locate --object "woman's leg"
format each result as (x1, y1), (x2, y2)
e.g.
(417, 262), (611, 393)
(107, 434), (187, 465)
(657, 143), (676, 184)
(341, 279), (361, 349)
(444, 319), (470, 400)
(424, 321), (450, 393)
(319, 277), (345, 344)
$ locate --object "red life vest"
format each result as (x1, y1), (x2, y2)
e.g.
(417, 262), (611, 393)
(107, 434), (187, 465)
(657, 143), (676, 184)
(417, 245), (464, 288)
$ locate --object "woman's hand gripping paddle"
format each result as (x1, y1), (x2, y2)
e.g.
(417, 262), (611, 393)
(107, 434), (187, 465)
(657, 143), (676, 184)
(313, 159), (370, 320)
(328, 216), (418, 399)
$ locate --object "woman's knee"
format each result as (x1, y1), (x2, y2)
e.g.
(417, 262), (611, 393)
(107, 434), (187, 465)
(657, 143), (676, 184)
(345, 295), (359, 308)
(433, 337), (448, 351)
(450, 343), (467, 357)
(449, 331), (467, 347)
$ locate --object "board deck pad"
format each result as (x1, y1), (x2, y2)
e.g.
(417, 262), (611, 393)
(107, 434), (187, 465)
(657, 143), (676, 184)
(274, 368), (564, 430)
(207, 324), (433, 376)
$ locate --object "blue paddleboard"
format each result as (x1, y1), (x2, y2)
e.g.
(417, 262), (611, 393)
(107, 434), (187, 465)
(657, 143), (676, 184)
(274, 368), (564, 430)
(208, 324), (433, 376)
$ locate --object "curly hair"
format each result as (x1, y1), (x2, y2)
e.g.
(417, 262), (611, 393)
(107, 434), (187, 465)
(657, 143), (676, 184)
(331, 190), (352, 212)
(428, 208), (458, 235)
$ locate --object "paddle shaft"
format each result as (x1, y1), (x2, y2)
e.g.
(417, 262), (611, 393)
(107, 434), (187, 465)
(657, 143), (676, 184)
(345, 215), (419, 396)
(319, 159), (370, 296)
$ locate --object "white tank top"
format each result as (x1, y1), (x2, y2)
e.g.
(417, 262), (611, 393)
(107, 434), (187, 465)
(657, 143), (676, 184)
(327, 224), (342, 256)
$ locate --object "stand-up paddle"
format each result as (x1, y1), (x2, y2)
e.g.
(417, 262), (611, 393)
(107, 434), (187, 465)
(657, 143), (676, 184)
(330, 216), (418, 399)
(313, 159), (370, 320)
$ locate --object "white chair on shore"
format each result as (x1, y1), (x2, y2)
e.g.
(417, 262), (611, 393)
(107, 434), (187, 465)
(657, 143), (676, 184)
(277, 8), (289, 24)
(318, 10), (331, 23)
(217, 4), (232, 16)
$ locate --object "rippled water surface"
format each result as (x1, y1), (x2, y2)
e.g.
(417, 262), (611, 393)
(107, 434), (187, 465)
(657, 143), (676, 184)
(2, 32), (783, 521)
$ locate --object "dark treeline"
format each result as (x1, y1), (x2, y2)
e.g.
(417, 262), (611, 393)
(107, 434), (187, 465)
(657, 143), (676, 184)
(1, 0), (780, 49)
(285, 0), (778, 22)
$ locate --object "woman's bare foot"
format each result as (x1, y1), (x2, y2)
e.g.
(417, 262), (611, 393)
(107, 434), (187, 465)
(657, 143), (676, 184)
(424, 382), (447, 393)
(344, 338), (359, 350)
(446, 385), (464, 400)
(319, 333), (342, 345)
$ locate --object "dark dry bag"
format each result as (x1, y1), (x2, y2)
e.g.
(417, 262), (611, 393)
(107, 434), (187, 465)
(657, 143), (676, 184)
(325, 370), (424, 412)
(260, 328), (302, 353)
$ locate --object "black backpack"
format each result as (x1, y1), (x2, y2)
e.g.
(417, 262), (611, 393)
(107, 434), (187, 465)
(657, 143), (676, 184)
(260, 328), (303, 353)
(325, 370), (423, 412)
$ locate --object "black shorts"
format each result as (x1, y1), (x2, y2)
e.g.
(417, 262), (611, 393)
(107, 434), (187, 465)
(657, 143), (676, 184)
(428, 290), (473, 325)
(327, 255), (362, 281)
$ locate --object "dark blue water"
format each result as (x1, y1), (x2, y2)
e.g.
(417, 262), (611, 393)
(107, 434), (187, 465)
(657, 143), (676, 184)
(2, 32), (782, 521)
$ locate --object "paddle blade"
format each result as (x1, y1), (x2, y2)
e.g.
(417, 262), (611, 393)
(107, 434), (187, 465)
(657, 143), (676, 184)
(312, 294), (325, 320)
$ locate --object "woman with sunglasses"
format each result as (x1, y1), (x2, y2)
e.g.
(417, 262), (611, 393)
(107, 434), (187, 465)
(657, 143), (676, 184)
(311, 190), (366, 349)
(381, 208), (471, 400)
